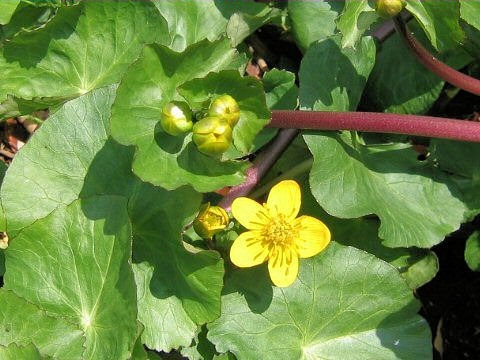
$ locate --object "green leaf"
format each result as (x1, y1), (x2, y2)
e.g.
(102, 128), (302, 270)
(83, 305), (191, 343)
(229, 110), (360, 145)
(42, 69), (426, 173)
(156, 0), (228, 50)
(0, 3), (56, 42)
(465, 231), (480, 272)
(305, 133), (466, 248)
(0, 1), (167, 117)
(129, 182), (224, 325)
(0, 343), (45, 360)
(0, 0), (20, 25)
(460, 1), (480, 31)
(249, 69), (299, 151)
(299, 35), (376, 111)
(431, 139), (480, 220)
(208, 242), (432, 359)
(262, 69), (298, 111)
(153, 0), (277, 49)
(226, 6), (280, 47)
(1, 86), (120, 232)
(1, 88), (223, 354)
(299, 177), (438, 288)
(0, 289), (84, 358)
(336, 0), (377, 48)
(406, 1), (464, 51)
(133, 262), (196, 353)
(364, 20), (472, 114)
(180, 326), (217, 360)
(179, 70), (270, 155)
(287, 0), (343, 52)
(152, 0), (228, 52)
(110, 39), (249, 192)
(4, 197), (138, 360)
(337, 219), (439, 289)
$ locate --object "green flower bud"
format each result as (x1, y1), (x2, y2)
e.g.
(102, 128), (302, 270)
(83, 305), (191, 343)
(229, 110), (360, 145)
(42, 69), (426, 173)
(192, 116), (233, 157)
(193, 203), (229, 239)
(161, 101), (193, 136)
(208, 95), (240, 127)
(376, 0), (406, 18)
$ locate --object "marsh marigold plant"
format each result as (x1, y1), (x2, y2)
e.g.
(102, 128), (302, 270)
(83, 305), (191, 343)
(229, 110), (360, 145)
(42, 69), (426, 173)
(230, 180), (331, 287)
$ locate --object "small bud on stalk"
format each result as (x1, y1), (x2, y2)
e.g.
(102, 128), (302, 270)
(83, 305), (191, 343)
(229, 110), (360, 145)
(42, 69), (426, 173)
(161, 101), (193, 136)
(192, 116), (233, 157)
(376, 0), (406, 18)
(193, 203), (230, 239)
(208, 95), (241, 127)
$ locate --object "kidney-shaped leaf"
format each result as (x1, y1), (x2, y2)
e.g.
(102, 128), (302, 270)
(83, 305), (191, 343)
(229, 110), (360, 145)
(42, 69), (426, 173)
(0, 1), (166, 118)
(110, 39), (249, 192)
(4, 196), (138, 360)
(208, 242), (431, 360)
(305, 133), (466, 248)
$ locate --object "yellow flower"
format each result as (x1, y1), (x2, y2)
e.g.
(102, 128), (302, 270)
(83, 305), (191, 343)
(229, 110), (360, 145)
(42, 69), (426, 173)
(230, 180), (331, 287)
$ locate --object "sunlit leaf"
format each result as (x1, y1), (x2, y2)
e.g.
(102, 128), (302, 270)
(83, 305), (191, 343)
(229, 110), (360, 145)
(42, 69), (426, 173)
(0, 1), (166, 118)
(208, 242), (432, 359)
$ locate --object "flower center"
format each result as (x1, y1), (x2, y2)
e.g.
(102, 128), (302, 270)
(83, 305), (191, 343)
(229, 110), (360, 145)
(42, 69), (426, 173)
(261, 214), (297, 248)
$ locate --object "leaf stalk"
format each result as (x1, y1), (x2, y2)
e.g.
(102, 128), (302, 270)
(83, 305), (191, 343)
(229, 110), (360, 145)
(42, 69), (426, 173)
(393, 16), (480, 96)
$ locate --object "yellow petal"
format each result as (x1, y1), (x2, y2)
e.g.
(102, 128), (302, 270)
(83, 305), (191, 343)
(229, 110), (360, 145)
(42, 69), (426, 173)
(294, 215), (331, 258)
(266, 180), (301, 220)
(230, 231), (269, 268)
(231, 197), (269, 230)
(267, 247), (299, 287)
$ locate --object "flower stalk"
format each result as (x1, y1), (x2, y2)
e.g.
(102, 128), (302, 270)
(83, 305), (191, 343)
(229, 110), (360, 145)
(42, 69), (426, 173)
(218, 128), (299, 211)
(393, 16), (480, 96)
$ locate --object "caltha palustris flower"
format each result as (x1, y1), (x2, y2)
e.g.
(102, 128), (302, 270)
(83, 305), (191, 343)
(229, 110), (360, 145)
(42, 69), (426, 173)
(229, 180), (331, 287)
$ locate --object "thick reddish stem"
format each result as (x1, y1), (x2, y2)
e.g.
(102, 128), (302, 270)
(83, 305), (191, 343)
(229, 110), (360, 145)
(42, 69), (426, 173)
(394, 17), (480, 96)
(269, 111), (480, 142)
(218, 129), (298, 211)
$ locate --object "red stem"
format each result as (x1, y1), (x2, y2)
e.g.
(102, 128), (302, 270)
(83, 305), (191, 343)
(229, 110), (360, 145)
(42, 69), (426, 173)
(394, 17), (480, 96)
(269, 111), (480, 142)
(218, 129), (298, 211)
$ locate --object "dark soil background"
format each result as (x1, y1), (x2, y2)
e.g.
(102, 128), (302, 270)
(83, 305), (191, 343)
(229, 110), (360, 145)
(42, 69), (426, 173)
(418, 217), (480, 360)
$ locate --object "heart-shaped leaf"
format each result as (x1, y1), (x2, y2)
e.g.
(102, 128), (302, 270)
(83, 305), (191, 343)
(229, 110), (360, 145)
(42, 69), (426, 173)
(208, 242), (432, 359)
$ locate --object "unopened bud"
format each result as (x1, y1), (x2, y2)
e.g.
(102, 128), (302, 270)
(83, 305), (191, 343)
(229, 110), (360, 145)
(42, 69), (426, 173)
(376, 0), (406, 18)
(208, 95), (240, 127)
(161, 101), (193, 136)
(193, 203), (229, 239)
(192, 116), (232, 157)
